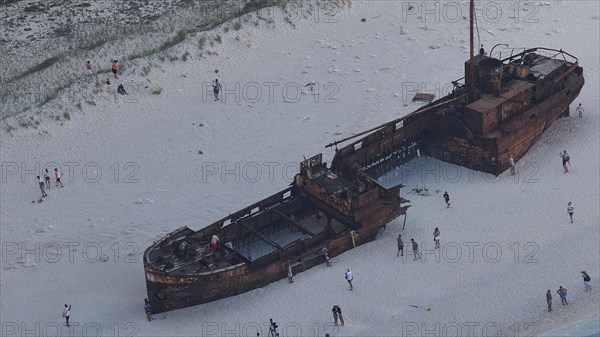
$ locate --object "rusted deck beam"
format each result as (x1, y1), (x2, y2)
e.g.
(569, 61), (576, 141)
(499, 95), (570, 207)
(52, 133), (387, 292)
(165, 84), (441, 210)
(272, 210), (317, 236)
(239, 223), (284, 251)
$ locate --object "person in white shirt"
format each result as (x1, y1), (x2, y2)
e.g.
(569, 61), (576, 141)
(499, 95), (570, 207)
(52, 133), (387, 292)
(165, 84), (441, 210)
(345, 268), (353, 290)
(63, 304), (71, 327)
(567, 202), (574, 223)
(37, 176), (47, 197)
(286, 263), (294, 283)
(575, 103), (584, 118)
(509, 155), (516, 175)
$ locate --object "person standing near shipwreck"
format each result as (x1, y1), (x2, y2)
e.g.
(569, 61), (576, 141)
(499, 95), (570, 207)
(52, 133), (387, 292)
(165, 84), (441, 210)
(210, 235), (219, 250)
(345, 268), (353, 291)
(443, 191), (450, 208)
(144, 298), (152, 321)
(397, 234), (405, 257)
(559, 150), (570, 173)
(509, 154), (516, 175)
(286, 263), (294, 283)
(321, 245), (331, 266)
(575, 103), (584, 118)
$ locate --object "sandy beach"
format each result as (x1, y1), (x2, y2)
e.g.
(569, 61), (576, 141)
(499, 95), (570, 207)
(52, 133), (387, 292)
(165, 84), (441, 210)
(1, 1), (598, 336)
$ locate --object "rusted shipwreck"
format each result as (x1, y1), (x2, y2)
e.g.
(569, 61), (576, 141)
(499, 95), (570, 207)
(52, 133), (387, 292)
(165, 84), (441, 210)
(144, 32), (583, 316)
(144, 153), (410, 313)
(328, 47), (584, 176)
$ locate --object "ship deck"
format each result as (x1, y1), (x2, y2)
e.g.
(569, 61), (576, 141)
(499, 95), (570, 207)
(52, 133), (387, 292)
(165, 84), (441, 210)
(146, 195), (345, 275)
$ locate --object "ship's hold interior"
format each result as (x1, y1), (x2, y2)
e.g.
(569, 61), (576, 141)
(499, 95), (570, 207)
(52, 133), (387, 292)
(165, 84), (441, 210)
(148, 197), (350, 274)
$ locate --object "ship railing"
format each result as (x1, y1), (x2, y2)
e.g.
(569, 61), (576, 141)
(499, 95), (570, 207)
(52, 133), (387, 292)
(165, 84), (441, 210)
(499, 47), (578, 65)
(327, 92), (466, 153)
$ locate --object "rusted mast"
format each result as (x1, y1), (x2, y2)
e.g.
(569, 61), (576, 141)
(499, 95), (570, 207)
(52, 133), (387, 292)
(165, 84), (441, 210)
(469, 0), (475, 101)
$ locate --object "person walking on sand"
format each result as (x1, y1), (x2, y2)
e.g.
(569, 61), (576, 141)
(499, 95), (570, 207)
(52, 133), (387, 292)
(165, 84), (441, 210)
(112, 60), (119, 79)
(575, 103), (584, 118)
(443, 191), (450, 208)
(581, 271), (592, 291)
(54, 168), (64, 187)
(411, 238), (422, 260)
(567, 202), (574, 224)
(144, 298), (152, 321)
(212, 79), (221, 101)
(397, 234), (404, 257)
(286, 263), (294, 283)
(268, 319), (274, 337)
(332, 305), (339, 326)
(85, 61), (93, 81)
(557, 286), (568, 305)
(337, 306), (344, 326)
(559, 150), (570, 173)
(546, 290), (553, 312)
(332, 305), (344, 326)
(44, 169), (51, 189)
(62, 304), (71, 326)
(345, 268), (353, 290)
(509, 154), (516, 175)
(433, 227), (441, 249)
(37, 176), (47, 197)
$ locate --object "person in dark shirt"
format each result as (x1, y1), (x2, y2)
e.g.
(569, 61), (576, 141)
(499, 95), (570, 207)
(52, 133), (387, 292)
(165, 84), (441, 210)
(332, 305), (344, 326)
(411, 238), (422, 260)
(559, 150), (570, 173)
(118, 84), (127, 95)
(581, 271), (592, 291)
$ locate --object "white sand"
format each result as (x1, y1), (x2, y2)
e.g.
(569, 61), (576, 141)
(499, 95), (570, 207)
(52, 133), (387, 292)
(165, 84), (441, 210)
(1, 1), (598, 336)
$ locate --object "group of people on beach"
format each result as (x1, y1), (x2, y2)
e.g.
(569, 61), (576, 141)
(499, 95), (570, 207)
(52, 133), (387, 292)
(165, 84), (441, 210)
(546, 286), (568, 312)
(268, 318), (280, 336)
(396, 229), (440, 260)
(87, 60), (224, 100)
(558, 150), (577, 225)
(36, 168), (64, 197)
(395, 186), (589, 316)
(509, 102), (584, 177)
(85, 60), (128, 95)
(510, 148), (573, 175)
(263, 306), (343, 335)
(396, 234), (428, 260)
(396, 193), (449, 259)
(546, 271), (592, 312)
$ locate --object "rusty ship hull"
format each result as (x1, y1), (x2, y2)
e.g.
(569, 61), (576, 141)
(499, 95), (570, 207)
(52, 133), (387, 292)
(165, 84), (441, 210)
(144, 154), (409, 313)
(329, 48), (584, 177)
